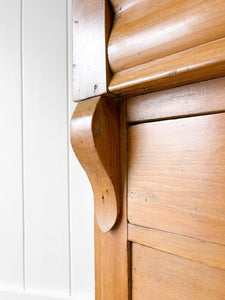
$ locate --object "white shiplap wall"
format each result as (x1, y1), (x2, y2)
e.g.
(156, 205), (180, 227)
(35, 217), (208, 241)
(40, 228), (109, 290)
(0, 0), (94, 299)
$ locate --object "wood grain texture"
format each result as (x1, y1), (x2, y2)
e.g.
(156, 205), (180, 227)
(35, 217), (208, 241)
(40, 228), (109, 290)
(109, 37), (225, 96)
(72, 0), (112, 101)
(93, 99), (129, 299)
(70, 96), (120, 232)
(127, 77), (225, 123)
(110, 0), (171, 19)
(108, 0), (225, 73)
(128, 224), (225, 270)
(132, 243), (225, 300)
(128, 113), (225, 245)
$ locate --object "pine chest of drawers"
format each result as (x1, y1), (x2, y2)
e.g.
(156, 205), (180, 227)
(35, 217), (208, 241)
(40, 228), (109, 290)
(71, 0), (225, 298)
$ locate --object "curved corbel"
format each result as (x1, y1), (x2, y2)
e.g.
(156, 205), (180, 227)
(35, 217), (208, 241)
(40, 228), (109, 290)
(70, 96), (120, 232)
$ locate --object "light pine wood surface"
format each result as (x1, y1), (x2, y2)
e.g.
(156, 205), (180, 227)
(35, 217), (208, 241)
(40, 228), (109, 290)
(70, 96), (120, 232)
(127, 77), (225, 123)
(128, 224), (225, 270)
(108, 0), (225, 73)
(70, 1), (225, 299)
(72, 0), (112, 101)
(94, 99), (129, 300)
(71, 98), (129, 299)
(132, 243), (225, 300)
(109, 37), (225, 96)
(128, 113), (225, 245)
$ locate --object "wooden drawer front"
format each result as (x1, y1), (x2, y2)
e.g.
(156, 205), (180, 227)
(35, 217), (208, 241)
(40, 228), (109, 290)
(132, 243), (225, 300)
(128, 113), (225, 244)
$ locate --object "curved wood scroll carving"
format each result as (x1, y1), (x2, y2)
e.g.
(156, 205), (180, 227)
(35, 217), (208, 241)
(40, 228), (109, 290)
(70, 96), (120, 232)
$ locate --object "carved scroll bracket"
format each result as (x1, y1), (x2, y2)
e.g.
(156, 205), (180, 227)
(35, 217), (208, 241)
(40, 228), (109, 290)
(70, 96), (120, 232)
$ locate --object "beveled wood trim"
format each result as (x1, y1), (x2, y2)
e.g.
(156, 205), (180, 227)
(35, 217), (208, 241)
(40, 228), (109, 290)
(109, 37), (225, 97)
(127, 77), (225, 123)
(72, 0), (113, 102)
(70, 96), (120, 232)
(128, 224), (225, 271)
(108, 0), (225, 73)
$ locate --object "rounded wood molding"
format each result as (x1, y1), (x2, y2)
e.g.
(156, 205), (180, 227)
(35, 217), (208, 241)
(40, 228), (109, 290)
(70, 96), (120, 232)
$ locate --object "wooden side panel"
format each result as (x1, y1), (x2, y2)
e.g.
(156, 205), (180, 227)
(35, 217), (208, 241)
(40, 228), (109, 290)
(127, 77), (225, 123)
(72, 0), (112, 101)
(132, 243), (225, 300)
(109, 37), (225, 96)
(23, 0), (70, 294)
(128, 113), (225, 245)
(128, 224), (225, 270)
(108, 0), (225, 73)
(0, 0), (23, 289)
(93, 100), (129, 300)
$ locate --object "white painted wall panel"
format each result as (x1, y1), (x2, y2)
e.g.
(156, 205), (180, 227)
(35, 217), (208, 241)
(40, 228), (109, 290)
(0, 0), (23, 289)
(0, 0), (95, 298)
(23, 0), (70, 295)
(0, 289), (94, 300)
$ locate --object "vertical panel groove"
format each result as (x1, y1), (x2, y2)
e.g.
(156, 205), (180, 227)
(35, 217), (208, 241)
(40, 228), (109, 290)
(20, 0), (25, 291)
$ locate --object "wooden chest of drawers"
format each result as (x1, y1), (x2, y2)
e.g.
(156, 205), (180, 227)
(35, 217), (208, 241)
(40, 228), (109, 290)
(127, 79), (225, 299)
(70, 0), (225, 298)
